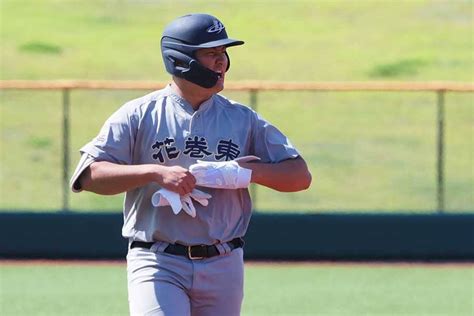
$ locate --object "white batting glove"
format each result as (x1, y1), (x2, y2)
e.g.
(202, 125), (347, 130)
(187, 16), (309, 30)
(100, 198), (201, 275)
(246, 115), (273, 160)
(151, 188), (212, 218)
(179, 189), (212, 217)
(188, 189), (212, 206)
(189, 155), (260, 189)
(180, 194), (196, 217)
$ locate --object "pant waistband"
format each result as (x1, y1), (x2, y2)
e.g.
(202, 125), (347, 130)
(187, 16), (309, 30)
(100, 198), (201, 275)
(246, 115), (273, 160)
(130, 237), (244, 260)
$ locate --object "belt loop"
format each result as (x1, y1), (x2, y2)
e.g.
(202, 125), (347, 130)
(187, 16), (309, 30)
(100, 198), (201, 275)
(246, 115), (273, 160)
(223, 242), (233, 253)
(152, 241), (169, 253)
(215, 243), (227, 255)
(217, 242), (232, 255)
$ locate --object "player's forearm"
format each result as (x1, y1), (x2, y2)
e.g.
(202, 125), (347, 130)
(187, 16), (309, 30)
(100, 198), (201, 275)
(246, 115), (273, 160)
(79, 161), (159, 195)
(241, 157), (312, 192)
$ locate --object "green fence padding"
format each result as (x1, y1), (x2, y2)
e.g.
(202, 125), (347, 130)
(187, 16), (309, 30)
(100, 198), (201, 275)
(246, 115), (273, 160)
(0, 212), (473, 260)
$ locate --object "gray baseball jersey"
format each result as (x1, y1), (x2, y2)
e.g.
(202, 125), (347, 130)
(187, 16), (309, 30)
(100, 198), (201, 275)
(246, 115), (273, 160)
(71, 85), (299, 245)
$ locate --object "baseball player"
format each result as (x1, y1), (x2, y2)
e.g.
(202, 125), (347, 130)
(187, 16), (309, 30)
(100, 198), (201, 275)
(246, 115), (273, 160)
(70, 13), (312, 316)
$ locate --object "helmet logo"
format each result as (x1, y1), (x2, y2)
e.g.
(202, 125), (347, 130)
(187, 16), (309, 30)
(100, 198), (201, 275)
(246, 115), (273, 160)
(207, 20), (225, 34)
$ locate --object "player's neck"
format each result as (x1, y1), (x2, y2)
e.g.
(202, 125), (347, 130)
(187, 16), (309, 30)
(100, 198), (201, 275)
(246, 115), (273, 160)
(171, 79), (214, 111)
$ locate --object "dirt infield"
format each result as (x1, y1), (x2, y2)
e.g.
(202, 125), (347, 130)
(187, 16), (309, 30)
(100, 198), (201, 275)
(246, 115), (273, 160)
(1, 259), (472, 268)
(0, 259), (126, 266)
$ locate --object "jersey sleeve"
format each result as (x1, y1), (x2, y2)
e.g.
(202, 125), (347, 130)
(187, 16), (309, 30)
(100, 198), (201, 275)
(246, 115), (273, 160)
(250, 112), (300, 163)
(69, 103), (138, 192)
(69, 153), (96, 192)
(80, 103), (138, 165)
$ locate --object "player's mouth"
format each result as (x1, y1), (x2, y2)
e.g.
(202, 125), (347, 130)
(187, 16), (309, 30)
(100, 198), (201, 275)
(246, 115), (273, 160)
(215, 70), (224, 80)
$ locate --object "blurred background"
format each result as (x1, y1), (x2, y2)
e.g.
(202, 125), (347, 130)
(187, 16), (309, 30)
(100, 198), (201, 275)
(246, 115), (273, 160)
(1, 0), (473, 214)
(1, 2), (473, 315)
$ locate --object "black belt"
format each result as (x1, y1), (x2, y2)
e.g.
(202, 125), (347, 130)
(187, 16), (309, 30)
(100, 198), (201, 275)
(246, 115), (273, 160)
(130, 237), (244, 260)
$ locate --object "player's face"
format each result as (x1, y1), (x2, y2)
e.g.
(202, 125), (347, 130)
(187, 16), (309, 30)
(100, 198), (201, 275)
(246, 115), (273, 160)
(195, 46), (229, 92)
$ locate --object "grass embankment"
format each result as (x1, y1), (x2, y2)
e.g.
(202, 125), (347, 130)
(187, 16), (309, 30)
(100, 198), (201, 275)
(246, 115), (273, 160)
(1, 1), (472, 212)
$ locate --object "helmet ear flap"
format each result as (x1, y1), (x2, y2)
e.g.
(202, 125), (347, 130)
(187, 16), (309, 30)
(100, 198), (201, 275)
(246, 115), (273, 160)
(225, 51), (231, 71)
(162, 49), (193, 74)
(162, 49), (219, 88)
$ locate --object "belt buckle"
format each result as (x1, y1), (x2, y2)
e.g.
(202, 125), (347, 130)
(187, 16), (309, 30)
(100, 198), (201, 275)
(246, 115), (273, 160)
(187, 245), (204, 260)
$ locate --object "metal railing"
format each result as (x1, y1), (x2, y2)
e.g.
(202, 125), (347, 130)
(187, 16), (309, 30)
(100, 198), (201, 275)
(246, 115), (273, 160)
(1, 80), (473, 212)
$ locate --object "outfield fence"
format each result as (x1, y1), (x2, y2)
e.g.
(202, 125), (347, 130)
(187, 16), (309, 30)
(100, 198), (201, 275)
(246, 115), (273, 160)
(1, 80), (473, 213)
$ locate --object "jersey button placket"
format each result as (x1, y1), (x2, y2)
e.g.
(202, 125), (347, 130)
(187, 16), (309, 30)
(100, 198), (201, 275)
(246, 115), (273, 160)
(192, 113), (202, 135)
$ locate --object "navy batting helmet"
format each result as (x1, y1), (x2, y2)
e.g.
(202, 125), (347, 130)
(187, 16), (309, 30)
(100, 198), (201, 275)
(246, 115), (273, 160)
(161, 14), (244, 88)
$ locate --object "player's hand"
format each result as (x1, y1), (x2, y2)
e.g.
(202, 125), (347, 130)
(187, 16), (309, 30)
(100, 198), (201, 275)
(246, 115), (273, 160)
(156, 165), (196, 195)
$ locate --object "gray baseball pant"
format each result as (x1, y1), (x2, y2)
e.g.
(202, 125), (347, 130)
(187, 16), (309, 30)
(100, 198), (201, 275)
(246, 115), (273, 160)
(127, 244), (244, 316)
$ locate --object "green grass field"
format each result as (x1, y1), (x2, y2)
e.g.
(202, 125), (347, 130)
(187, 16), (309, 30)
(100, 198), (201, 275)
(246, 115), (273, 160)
(0, 0), (473, 213)
(0, 262), (472, 316)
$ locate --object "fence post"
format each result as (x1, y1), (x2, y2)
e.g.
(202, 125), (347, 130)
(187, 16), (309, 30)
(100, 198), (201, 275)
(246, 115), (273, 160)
(249, 90), (258, 210)
(62, 89), (70, 212)
(436, 90), (445, 213)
